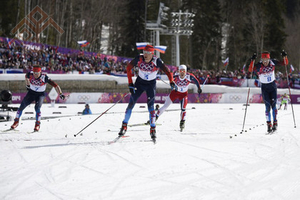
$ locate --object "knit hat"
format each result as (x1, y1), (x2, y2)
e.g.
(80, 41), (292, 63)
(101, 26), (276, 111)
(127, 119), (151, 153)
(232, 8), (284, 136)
(179, 65), (187, 71)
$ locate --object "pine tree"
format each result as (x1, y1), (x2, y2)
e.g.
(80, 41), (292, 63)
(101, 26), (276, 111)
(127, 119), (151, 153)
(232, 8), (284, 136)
(114, 0), (146, 58)
(261, 0), (287, 58)
(182, 0), (222, 70)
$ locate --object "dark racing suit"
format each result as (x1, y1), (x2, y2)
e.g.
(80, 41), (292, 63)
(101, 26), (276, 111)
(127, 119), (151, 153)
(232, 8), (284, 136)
(251, 60), (284, 123)
(123, 54), (173, 127)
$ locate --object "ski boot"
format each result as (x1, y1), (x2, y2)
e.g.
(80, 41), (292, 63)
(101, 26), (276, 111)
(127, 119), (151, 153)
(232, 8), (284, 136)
(11, 119), (19, 130)
(272, 121), (277, 132)
(267, 121), (272, 133)
(118, 123), (127, 136)
(180, 120), (185, 132)
(34, 121), (40, 132)
(150, 126), (156, 143)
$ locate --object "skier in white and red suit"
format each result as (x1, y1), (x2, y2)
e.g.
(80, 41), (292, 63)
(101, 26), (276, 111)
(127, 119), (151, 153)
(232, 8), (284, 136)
(156, 64), (202, 130)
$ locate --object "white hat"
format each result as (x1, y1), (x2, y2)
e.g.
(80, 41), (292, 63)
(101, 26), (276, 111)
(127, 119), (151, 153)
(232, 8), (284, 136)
(179, 65), (187, 71)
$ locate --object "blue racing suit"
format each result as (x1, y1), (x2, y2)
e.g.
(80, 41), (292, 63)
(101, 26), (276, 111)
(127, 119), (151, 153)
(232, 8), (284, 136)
(252, 59), (284, 122)
(123, 54), (173, 127)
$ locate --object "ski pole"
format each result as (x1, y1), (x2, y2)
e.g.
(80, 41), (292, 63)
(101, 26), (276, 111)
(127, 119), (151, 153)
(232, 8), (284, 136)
(284, 58), (297, 128)
(241, 86), (251, 134)
(160, 78), (172, 86)
(73, 93), (130, 137)
(241, 57), (255, 134)
(160, 78), (178, 91)
(202, 75), (210, 86)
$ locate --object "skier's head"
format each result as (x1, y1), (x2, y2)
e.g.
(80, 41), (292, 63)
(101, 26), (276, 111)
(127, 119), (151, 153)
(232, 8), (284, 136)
(144, 45), (154, 54)
(179, 64), (187, 78)
(261, 51), (270, 66)
(261, 52), (270, 59)
(179, 64), (187, 72)
(33, 65), (42, 78)
(143, 45), (154, 63)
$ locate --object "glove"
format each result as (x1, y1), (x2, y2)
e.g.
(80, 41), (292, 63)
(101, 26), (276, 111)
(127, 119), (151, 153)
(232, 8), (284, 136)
(26, 85), (30, 90)
(281, 50), (287, 57)
(60, 93), (65, 100)
(170, 81), (177, 91)
(128, 83), (136, 94)
(251, 53), (257, 60)
(198, 88), (202, 94)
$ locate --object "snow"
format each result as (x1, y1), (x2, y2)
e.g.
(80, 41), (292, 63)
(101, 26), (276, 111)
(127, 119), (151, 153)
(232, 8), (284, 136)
(0, 103), (299, 200)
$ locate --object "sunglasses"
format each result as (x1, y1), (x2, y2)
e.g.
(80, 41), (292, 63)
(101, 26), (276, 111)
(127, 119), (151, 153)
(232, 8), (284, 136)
(262, 58), (270, 62)
(33, 71), (41, 75)
(143, 50), (153, 55)
(179, 69), (186, 72)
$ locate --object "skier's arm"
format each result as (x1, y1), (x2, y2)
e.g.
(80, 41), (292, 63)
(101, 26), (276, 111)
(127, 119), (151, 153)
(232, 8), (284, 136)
(190, 73), (202, 94)
(248, 53), (257, 72)
(126, 56), (139, 85)
(271, 51), (289, 66)
(25, 72), (30, 88)
(160, 63), (173, 83)
(190, 73), (201, 89)
(48, 79), (65, 99)
(126, 61), (134, 84)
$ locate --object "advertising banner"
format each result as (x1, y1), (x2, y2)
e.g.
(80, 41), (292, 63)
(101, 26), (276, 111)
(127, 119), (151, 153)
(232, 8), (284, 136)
(10, 92), (300, 104)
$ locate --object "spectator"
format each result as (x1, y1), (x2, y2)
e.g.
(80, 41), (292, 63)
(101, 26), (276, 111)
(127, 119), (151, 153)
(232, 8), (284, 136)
(82, 104), (92, 115)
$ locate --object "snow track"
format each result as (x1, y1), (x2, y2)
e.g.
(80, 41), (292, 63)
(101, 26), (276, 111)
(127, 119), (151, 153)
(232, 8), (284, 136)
(0, 103), (300, 199)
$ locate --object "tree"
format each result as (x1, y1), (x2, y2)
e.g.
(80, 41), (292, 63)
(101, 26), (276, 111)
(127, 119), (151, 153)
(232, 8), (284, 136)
(284, 3), (300, 72)
(183, 0), (222, 70)
(261, 0), (287, 58)
(113, 0), (146, 57)
(0, 0), (25, 37)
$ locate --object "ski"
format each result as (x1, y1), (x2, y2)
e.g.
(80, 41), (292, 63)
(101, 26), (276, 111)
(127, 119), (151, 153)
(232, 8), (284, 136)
(128, 123), (161, 127)
(152, 138), (156, 144)
(1, 128), (19, 133)
(128, 123), (149, 127)
(27, 130), (39, 134)
(108, 136), (122, 144)
(266, 130), (276, 135)
(108, 135), (129, 144)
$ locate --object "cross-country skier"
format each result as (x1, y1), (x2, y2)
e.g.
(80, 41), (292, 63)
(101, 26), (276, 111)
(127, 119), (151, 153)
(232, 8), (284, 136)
(156, 64), (202, 131)
(248, 51), (288, 133)
(279, 93), (290, 110)
(10, 65), (65, 132)
(118, 44), (174, 141)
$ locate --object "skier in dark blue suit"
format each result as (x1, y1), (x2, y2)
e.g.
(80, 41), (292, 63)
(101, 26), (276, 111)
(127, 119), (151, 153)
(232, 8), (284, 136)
(248, 51), (288, 133)
(10, 65), (65, 132)
(118, 45), (174, 141)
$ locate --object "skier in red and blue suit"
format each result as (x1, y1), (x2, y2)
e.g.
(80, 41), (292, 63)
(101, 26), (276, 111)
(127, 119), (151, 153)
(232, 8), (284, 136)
(118, 44), (174, 141)
(248, 51), (288, 133)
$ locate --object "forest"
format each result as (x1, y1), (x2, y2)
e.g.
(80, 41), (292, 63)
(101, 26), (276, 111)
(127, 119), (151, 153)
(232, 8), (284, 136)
(0, 0), (299, 72)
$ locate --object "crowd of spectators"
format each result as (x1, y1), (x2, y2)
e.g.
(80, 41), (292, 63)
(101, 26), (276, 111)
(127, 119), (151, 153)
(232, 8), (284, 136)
(189, 67), (298, 85)
(0, 41), (128, 75)
(0, 40), (299, 86)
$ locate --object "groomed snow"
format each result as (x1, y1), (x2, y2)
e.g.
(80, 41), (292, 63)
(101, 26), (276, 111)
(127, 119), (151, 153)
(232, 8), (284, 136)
(0, 103), (299, 200)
